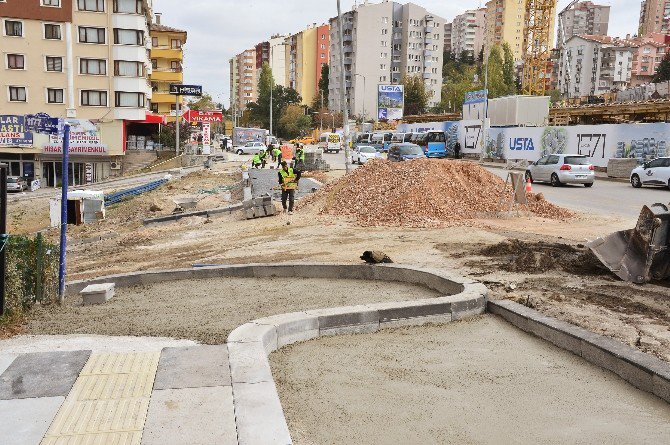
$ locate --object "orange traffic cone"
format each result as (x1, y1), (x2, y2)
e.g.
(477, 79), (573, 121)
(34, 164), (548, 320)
(526, 177), (533, 193)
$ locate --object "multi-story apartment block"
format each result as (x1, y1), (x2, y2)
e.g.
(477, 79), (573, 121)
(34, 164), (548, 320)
(557, 35), (633, 98)
(450, 8), (486, 60)
(229, 48), (257, 112)
(444, 22), (453, 53)
(557, 1), (610, 44)
(284, 24), (330, 106)
(149, 14), (186, 122)
(329, 1), (444, 120)
(0, 0), (156, 187)
(639, 0), (670, 37)
(626, 33), (669, 86)
(269, 35), (288, 88)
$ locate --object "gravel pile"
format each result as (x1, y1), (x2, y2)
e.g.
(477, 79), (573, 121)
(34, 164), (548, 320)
(302, 159), (574, 228)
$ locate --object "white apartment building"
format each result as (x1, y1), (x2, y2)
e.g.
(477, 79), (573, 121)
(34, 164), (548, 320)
(329, 1), (445, 120)
(269, 34), (289, 88)
(557, 35), (633, 98)
(450, 8), (486, 60)
(557, 1), (610, 44)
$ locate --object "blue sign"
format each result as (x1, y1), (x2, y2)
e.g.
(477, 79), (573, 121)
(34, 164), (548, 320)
(0, 115), (33, 147)
(509, 137), (536, 151)
(25, 113), (64, 136)
(464, 89), (488, 105)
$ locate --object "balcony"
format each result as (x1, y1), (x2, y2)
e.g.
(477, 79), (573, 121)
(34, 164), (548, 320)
(151, 69), (183, 82)
(152, 92), (175, 104)
(424, 50), (432, 57)
(151, 47), (184, 61)
(344, 56), (352, 65)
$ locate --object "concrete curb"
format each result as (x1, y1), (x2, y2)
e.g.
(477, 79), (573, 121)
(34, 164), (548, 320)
(142, 203), (244, 225)
(488, 300), (670, 404)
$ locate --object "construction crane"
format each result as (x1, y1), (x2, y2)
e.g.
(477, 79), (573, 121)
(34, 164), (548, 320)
(521, 0), (558, 96)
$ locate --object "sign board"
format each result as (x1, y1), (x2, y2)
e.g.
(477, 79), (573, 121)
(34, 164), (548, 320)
(24, 113), (63, 136)
(378, 85), (404, 121)
(464, 90), (488, 105)
(183, 110), (223, 123)
(169, 84), (203, 96)
(42, 120), (108, 156)
(0, 115), (33, 147)
(202, 122), (211, 155)
(463, 89), (488, 121)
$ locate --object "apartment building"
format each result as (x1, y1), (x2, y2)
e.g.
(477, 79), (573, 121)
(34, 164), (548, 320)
(626, 33), (669, 86)
(639, 0), (670, 37)
(285, 24), (329, 106)
(268, 35), (289, 88)
(557, 35), (633, 98)
(0, 0), (154, 187)
(149, 14), (186, 122)
(329, 1), (444, 120)
(557, 1), (610, 44)
(444, 22), (453, 52)
(450, 8), (486, 60)
(229, 56), (239, 116)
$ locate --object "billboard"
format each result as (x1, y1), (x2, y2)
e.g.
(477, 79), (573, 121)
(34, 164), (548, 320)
(42, 120), (108, 155)
(463, 89), (488, 121)
(378, 85), (404, 121)
(0, 115), (33, 147)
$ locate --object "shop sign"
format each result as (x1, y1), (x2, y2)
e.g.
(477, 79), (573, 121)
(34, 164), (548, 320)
(0, 115), (33, 147)
(183, 110), (223, 123)
(169, 84), (203, 96)
(42, 119), (108, 156)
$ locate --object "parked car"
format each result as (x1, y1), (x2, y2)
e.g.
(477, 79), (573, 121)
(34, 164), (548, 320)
(236, 142), (267, 155)
(290, 136), (315, 145)
(526, 154), (595, 187)
(631, 157), (670, 188)
(317, 132), (342, 153)
(6, 176), (27, 192)
(388, 143), (426, 162)
(352, 145), (382, 164)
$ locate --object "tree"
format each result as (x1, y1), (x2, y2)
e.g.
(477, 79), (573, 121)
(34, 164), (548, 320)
(402, 75), (432, 116)
(502, 43), (517, 95)
(653, 53), (670, 82)
(313, 64), (329, 109)
(483, 44), (507, 99)
(188, 93), (219, 111)
(278, 105), (312, 138)
(439, 65), (480, 113)
(152, 120), (191, 152)
(246, 62), (302, 133)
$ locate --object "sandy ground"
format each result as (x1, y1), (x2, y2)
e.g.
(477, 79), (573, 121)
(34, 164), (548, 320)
(24, 277), (439, 344)
(271, 316), (670, 445)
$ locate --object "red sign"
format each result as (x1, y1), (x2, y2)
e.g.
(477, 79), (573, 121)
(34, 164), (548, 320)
(183, 110), (223, 123)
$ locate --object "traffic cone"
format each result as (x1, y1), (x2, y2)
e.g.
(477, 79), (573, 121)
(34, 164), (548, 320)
(526, 177), (533, 193)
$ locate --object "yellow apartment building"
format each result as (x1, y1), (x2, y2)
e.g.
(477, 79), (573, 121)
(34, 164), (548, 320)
(149, 14), (186, 122)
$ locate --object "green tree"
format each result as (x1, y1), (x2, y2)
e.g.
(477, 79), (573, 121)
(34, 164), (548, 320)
(653, 53), (670, 82)
(152, 121), (191, 152)
(439, 65), (480, 113)
(402, 75), (432, 116)
(314, 63), (329, 109)
(483, 44), (507, 99)
(278, 105), (312, 138)
(502, 42), (517, 95)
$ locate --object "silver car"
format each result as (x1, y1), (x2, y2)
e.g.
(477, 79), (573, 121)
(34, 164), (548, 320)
(235, 142), (267, 155)
(6, 176), (27, 192)
(526, 154), (595, 187)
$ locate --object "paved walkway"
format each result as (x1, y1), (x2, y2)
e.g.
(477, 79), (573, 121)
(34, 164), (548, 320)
(1, 345), (236, 445)
(249, 168), (322, 201)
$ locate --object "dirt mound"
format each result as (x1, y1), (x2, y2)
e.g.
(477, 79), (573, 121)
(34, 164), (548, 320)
(477, 239), (609, 276)
(301, 160), (573, 228)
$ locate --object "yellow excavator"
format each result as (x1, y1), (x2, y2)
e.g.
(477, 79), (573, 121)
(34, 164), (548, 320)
(589, 203), (670, 284)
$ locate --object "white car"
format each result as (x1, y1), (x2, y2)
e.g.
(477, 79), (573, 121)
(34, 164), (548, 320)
(631, 157), (670, 189)
(526, 154), (595, 187)
(352, 145), (381, 164)
(235, 142), (267, 155)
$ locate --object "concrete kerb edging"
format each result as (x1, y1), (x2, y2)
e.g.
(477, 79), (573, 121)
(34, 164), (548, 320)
(488, 300), (670, 404)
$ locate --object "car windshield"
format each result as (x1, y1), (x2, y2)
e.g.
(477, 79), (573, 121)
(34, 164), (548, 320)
(6, 178), (18, 183)
(398, 145), (423, 155)
(359, 147), (376, 153)
(564, 156), (589, 165)
(391, 134), (405, 143)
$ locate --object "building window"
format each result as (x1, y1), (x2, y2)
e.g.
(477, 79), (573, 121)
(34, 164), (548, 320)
(150, 103), (158, 113)
(81, 90), (107, 106)
(4, 20), (23, 37)
(152, 37), (158, 47)
(47, 88), (64, 104)
(7, 54), (25, 70)
(9, 86), (27, 102)
(114, 60), (144, 77)
(151, 59), (158, 69)
(44, 24), (62, 40)
(114, 28), (144, 45)
(46, 56), (63, 72)
(113, 0), (143, 14)
(170, 60), (180, 71)
(80, 58), (106, 75)
(78, 0), (104, 12)
(41, 0), (60, 6)
(115, 92), (145, 108)
(79, 26), (106, 44)
(170, 39), (182, 49)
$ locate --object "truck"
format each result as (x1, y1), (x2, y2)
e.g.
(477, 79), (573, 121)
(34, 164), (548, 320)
(233, 127), (275, 147)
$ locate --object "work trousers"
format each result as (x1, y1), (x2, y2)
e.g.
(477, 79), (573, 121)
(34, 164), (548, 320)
(281, 189), (295, 212)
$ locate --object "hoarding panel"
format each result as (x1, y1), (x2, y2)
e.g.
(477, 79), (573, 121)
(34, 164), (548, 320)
(378, 85), (404, 121)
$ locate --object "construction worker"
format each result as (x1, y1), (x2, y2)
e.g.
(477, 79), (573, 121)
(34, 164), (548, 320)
(272, 145), (282, 168)
(294, 144), (306, 169)
(251, 152), (262, 169)
(259, 147), (268, 168)
(278, 161), (301, 214)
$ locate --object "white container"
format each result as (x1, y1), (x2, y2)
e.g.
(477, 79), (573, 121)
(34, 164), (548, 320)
(488, 95), (550, 127)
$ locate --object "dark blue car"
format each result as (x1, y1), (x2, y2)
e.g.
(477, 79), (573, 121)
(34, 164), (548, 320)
(387, 143), (427, 162)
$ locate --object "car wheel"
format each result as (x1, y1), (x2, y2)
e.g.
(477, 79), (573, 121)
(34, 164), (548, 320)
(358, 160), (363, 165)
(631, 174), (642, 188)
(236, 149), (243, 155)
(584, 183), (594, 188)
(525, 171), (533, 183)
(550, 173), (562, 187)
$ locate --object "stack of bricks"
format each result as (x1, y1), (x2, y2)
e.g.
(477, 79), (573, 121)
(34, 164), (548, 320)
(245, 196), (276, 219)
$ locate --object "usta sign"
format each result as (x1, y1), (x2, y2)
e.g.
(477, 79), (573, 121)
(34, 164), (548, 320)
(379, 85), (403, 93)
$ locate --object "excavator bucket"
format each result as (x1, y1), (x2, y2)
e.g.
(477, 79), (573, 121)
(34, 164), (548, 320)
(588, 203), (670, 284)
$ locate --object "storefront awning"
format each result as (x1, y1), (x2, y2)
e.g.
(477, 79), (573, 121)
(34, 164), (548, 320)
(133, 112), (167, 125)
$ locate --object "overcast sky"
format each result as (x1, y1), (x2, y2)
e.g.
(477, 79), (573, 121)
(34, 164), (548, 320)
(154, 0), (640, 107)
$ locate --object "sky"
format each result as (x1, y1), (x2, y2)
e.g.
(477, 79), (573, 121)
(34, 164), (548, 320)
(154, 0), (640, 107)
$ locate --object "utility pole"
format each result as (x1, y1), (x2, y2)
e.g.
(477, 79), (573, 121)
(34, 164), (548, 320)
(175, 95), (181, 156)
(58, 123), (71, 302)
(0, 164), (6, 316)
(337, 0), (352, 174)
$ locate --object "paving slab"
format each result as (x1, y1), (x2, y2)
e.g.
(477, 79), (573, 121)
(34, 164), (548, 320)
(142, 386), (237, 445)
(233, 381), (291, 445)
(0, 354), (17, 375)
(154, 345), (231, 390)
(0, 396), (64, 445)
(0, 350), (90, 400)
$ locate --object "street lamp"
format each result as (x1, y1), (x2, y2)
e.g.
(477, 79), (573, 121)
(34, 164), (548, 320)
(354, 73), (366, 122)
(336, 0), (352, 174)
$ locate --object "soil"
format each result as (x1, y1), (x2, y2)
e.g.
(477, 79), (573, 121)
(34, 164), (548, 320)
(23, 277), (440, 345)
(271, 316), (670, 445)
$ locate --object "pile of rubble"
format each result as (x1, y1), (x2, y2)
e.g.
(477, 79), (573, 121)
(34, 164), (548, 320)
(302, 159), (574, 228)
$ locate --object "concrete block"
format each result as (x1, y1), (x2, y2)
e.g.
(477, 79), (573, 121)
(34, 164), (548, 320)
(526, 320), (582, 356)
(254, 312), (319, 349)
(154, 345), (231, 390)
(487, 302), (531, 332)
(307, 305), (379, 330)
(380, 313), (452, 329)
(233, 380), (292, 445)
(451, 295), (487, 320)
(228, 323), (278, 354)
(653, 374), (670, 403)
(80, 283), (115, 305)
(142, 386), (237, 445)
(227, 342), (274, 384)
(264, 204), (276, 216)
(320, 322), (379, 336)
(616, 360), (655, 393)
(251, 265), (296, 279)
(0, 396), (64, 445)
(376, 301), (452, 322)
(245, 209), (255, 219)
(0, 350), (90, 400)
(0, 354), (17, 376)
(580, 340), (620, 374)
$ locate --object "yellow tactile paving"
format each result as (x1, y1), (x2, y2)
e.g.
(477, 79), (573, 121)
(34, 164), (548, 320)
(41, 352), (160, 445)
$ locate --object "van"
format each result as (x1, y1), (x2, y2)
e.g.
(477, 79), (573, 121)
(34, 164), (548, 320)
(370, 132), (393, 152)
(354, 133), (372, 149)
(413, 131), (447, 158)
(318, 132), (342, 153)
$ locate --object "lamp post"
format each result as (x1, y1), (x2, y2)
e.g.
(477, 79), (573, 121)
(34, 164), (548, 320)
(355, 73), (366, 122)
(336, 0), (352, 174)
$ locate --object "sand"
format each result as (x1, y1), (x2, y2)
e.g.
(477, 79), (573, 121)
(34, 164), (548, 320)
(271, 316), (670, 445)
